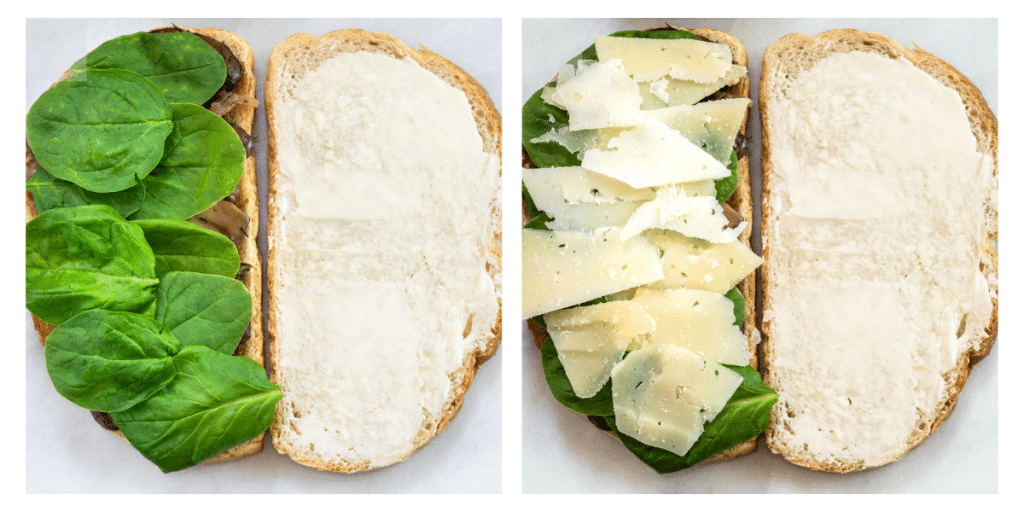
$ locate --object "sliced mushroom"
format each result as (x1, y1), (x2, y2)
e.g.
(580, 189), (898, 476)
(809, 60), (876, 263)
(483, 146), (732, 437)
(26, 142), (38, 179)
(189, 200), (250, 246)
(90, 410), (119, 431)
(721, 202), (743, 229)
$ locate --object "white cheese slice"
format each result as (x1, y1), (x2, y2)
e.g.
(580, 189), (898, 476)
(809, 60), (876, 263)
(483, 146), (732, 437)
(595, 36), (733, 83)
(631, 287), (749, 365)
(659, 196), (745, 243)
(554, 167), (656, 205)
(619, 184), (691, 240)
(611, 344), (743, 456)
(638, 65), (747, 108)
(522, 167), (643, 232)
(522, 228), (665, 318)
(649, 98), (750, 165)
(581, 117), (731, 188)
(550, 59), (645, 131)
(645, 230), (763, 294)
(620, 190), (744, 243)
(544, 301), (656, 398)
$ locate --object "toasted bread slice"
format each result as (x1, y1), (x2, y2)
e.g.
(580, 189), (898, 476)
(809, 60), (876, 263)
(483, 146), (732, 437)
(759, 29), (998, 472)
(265, 29), (502, 472)
(25, 25), (265, 465)
(523, 26), (759, 464)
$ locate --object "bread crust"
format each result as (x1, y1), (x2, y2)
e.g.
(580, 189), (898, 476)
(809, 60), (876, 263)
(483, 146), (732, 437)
(264, 29), (502, 473)
(522, 26), (760, 465)
(759, 29), (998, 473)
(25, 25), (265, 465)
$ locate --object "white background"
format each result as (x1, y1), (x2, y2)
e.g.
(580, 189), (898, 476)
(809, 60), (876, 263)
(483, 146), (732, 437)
(521, 18), (999, 494)
(24, 18), (502, 494)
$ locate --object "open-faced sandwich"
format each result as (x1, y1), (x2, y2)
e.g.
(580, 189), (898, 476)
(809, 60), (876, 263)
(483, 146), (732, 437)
(522, 26), (776, 473)
(25, 25), (277, 473)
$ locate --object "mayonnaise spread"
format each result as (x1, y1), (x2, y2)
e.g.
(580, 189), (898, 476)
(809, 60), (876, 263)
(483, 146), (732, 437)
(766, 51), (995, 464)
(271, 50), (499, 464)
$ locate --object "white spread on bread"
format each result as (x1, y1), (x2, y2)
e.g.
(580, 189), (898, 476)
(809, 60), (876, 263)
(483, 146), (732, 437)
(764, 50), (995, 466)
(271, 49), (498, 466)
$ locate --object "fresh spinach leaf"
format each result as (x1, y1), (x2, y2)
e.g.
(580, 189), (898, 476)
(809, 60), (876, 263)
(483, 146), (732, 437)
(111, 345), (282, 473)
(26, 68), (173, 193)
(523, 211), (555, 231)
(73, 31), (227, 105)
(522, 87), (580, 168)
(521, 182), (555, 230)
(44, 310), (179, 412)
(130, 103), (246, 220)
(541, 337), (614, 416)
(26, 205), (159, 325)
(522, 29), (703, 168)
(715, 150), (740, 203)
(154, 272), (251, 355)
(607, 364), (776, 473)
(133, 218), (240, 278)
(522, 181), (541, 219)
(27, 166), (147, 218)
(725, 286), (745, 326)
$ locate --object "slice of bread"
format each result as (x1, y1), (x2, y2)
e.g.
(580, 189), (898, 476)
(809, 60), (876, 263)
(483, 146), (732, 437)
(523, 26), (760, 463)
(759, 29), (998, 472)
(26, 25), (265, 465)
(265, 29), (502, 472)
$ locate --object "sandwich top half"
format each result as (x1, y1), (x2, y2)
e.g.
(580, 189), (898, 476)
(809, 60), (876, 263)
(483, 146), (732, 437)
(265, 30), (502, 473)
(760, 29), (997, 472)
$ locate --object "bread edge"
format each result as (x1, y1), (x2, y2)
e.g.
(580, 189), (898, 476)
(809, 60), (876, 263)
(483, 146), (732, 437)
(263, 29), (502, 473)
(25, 25), (266, 466)
(522, 26), (760, 466)
(758, 29), (999, 473)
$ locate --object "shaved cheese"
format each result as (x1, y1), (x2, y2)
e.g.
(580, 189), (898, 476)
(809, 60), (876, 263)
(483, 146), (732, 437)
(645, 230), (763, 294)
(611, 344), (743, 456)
(620, 190), (744, 243)
(650, 98), (750, 165)
(522, 167), (642, 231)
(550, 59), (644, 130)
(522, 228), (664, 318)
(581, 117), (730, 188)
(555, 167), (656, 205)
(619, 184), (691, 240)
(545, 301), (655, 398)
(595, 36), (733, 83)
(631, 287), (749, 365)
(638, 65), (747, 108)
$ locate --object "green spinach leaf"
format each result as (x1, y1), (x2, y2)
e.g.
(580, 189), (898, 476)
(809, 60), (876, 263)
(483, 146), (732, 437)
(45, 310), (179, 412)
(607, 364), (776, 473)
(724, 286), (745, 326)
(26, 205), (159, 325)
(133, 218), (240, 278)
(26, 68), (173, 193)
(715, 150), (740, 203)
(154, 272), (251, 355)
(73, 31), (227, 105)
(541, 336), (614, 416)
(111, 345), (282, 473)
(27, 166), (146, 218)
(130, 103), (246, 220)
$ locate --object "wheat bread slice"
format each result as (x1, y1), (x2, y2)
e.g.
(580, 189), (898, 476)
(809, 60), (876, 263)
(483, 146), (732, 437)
(25, 25), (265, 464)
(759, 29), (998, 472)
(265, 29), (502, 473)
(523, 26), (760, 464)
